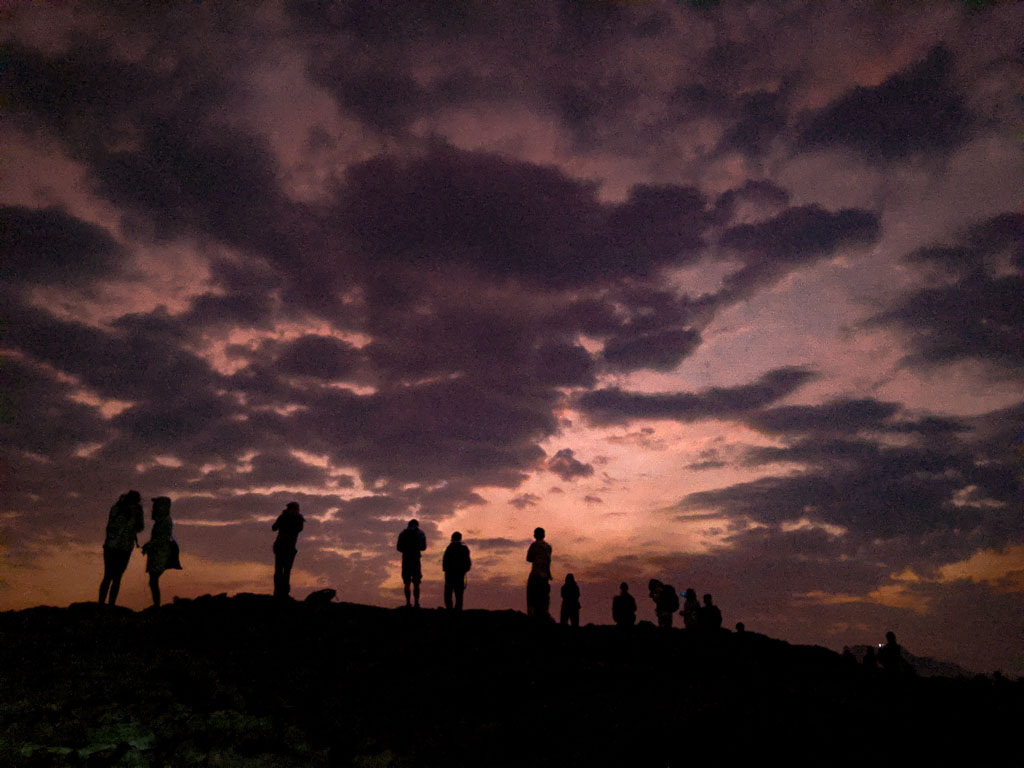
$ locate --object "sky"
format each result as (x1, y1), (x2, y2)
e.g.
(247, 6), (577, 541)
(1, 0), (1022, 675)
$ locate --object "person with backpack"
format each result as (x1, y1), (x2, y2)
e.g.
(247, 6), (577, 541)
(442, 531), (471, 611)
(397, 519), (427, 608)
(98, 490), (145, 606)
(648, 579), (679, 628)
(560, 573), (581, 627)
(612, 582), (637, 626)
(142, 496), (181, 608)
(272, 501), (305, 599)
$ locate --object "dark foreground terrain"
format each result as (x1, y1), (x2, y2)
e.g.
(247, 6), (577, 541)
(1, 595), (1020, 767)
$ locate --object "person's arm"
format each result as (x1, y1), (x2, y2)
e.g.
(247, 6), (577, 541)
(272, 514), (281, 531)
(134, 505), (144, 534)
(296, 516), (304, 533)
(465, 547), (471, 572)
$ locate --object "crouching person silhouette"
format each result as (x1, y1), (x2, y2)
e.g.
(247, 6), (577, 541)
(142, 497), (180, 607)
(272, 501), (305, 599)
(442, 532), (471, 611)
(98, 490), (144, 606)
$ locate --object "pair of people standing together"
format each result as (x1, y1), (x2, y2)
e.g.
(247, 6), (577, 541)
(396, 519), (472, 610)
(98, 492), (181, 607)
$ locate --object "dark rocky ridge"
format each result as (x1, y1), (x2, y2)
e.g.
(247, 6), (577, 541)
(1, 594), (1019, 766)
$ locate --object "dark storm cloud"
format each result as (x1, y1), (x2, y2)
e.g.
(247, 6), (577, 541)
(798, 46), (970, 160)
(874, 212), (1024, 373)
(2, 41), (300, 269)
(546, 449), (594, 482)
(602, 328), (701, 372)
(717, 89), (788, 157)
(742, 398), (966, 438)
(720, 205), (880, 262)
(509, 493), (540, 510)
(0, 206), (124, 286)
(0, 356), (113, 460)
(711, 180), (791, 225)
(336, 148), (710, 287)
(710, 204), (880, 307)
(2, 300), (227, 405)
(680, 400), (1023, 569)
(578, 366), (817, 425)
(268, 335), (363, 381)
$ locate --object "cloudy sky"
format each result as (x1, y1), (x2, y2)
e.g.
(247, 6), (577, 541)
(2, 0), (1021, 674)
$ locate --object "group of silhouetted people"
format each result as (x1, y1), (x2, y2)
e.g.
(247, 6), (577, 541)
(98, 491), (181, 608)
(646, 580), (723, 631)
(844, 632), (916, 678)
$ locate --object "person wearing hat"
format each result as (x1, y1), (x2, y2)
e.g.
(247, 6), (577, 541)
(98, 490), (145, 605)
(142, 496), (180, 607)
(272, 501), (305, 599)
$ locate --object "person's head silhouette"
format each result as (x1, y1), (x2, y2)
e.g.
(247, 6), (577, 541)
(533, 527), (545, 540)
(451, 531), (462, 542)
(620, 582), (629, 593)
(408, 519), (419, 529)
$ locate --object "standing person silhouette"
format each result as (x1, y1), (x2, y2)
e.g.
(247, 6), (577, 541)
(141, 497), (180, 608)
(560, 573), (581, 627)
(98, 490), (144, 606)
(442, 532), (471, 611)
(397, 519), (427, 608)
(272, 501), (305, 599)
(681, 587), (701, 630)
(649, 579), (679, 628)
(526, 527), (552, 620)
(612, 582), (637, 626)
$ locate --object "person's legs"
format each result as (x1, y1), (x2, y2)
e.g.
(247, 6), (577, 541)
(108, 550), (130, 605)
(403, 577), (412, 607)
(444, 579), (454, 610)
(99, 547), (114, 603)
(274, 548), (296, 598)
(412, 577), (421, 608)
(149, 572), (161, 607)
(453, 582), (464, 611)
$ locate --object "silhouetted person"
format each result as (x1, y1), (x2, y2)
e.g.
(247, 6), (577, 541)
(700, 593), (722, 632)
(397, 519), (426, 608)
(142, 497), (180, 607)
(863, 646), (878, 671)
(879, 631), (913, 677)
(272, 501), (304, 599)
(612, 582), (637, 626)
(442, 531), (471, 611)
(526, 527), (552, 620)
(842, 647), (859, 672)
(560, 573), (581, 627)
(98, 490), (144, 606)
(681, 587), (700, 630)
(648, 579), (679, 628)
(735, 622), (745, 634)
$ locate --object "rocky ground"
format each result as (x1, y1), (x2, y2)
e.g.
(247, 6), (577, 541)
(1, 594), (1020, 767)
